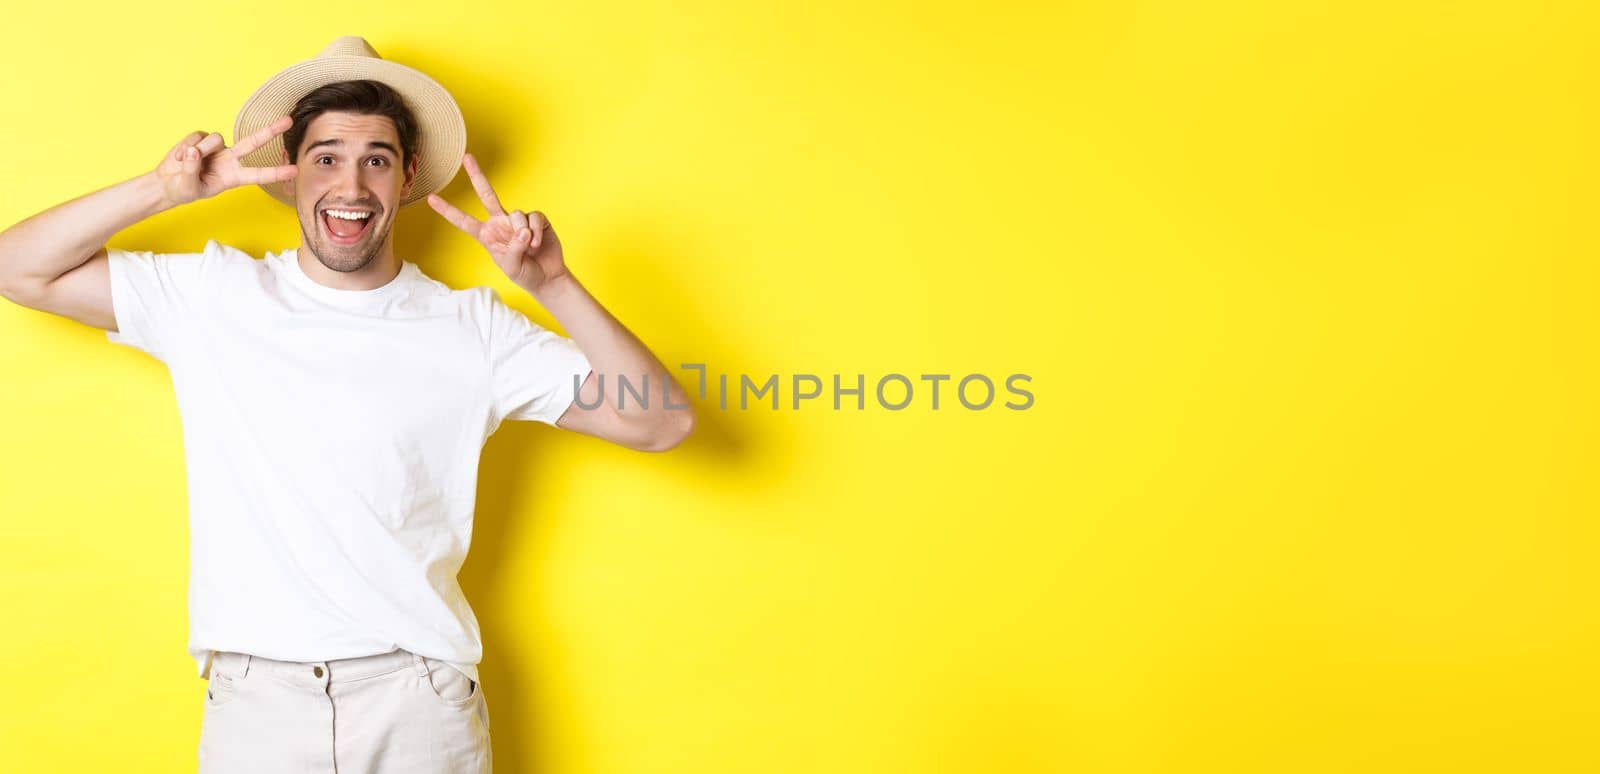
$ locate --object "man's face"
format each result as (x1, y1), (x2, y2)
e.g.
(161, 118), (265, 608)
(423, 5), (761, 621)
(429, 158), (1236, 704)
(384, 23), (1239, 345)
(285, 111), (417, 273)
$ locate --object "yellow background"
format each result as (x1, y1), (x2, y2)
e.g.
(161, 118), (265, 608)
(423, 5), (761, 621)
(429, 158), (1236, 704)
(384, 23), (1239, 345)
(1, 2), (1595, 772)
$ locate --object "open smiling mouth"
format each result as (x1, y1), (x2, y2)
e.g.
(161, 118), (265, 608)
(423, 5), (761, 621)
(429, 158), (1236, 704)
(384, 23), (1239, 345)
(321, 208), (376, 245)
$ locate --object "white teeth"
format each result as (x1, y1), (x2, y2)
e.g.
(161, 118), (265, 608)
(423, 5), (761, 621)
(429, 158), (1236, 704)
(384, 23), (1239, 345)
(326, 210), (373, 220)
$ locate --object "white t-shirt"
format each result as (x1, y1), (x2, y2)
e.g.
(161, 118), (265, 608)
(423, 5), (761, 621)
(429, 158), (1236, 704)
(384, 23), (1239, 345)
(105, 239), (592, 684)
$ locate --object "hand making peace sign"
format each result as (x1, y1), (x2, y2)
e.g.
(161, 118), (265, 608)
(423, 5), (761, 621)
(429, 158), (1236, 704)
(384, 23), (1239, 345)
(427, 153), (568, 293)
(153, 115), (299, 208)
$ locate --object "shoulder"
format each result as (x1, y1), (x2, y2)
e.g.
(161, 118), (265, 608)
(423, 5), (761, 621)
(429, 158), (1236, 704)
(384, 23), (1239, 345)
(104, 239), (256, 289)
(462, 285), (507, 337)
(441, 283), (511, 318)
(402, 267), (496, 311)
(202, 239), (255, 262)
(107, 238), (248, 264)
(398, 271), (504, 338)
(463, 285), (540, 331)
(455, 285), (558, 347)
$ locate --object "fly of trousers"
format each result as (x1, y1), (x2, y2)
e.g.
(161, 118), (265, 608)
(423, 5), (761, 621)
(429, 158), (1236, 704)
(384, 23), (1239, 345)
(199, 647), (492, 773)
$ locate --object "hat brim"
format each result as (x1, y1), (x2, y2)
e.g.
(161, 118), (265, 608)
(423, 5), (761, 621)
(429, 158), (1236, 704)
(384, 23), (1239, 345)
(234, 55), (466, 209)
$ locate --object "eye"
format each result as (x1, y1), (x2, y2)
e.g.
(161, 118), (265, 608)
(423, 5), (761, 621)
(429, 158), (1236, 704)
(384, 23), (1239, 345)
(367, 157), (388, 167)
(316, 156), (333, 165)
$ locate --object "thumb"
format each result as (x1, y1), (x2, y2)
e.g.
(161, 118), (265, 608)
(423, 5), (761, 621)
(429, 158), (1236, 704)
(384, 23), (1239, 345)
(181, 145), (202, 177)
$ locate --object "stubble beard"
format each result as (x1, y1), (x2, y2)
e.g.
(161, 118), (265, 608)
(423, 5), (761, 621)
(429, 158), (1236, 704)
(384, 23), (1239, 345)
(299, 211), (387, 274)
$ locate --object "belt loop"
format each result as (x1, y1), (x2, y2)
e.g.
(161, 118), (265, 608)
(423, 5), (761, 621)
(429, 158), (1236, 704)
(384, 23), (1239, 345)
(241, 654), (252, 679)
(413, 652), (430, 677)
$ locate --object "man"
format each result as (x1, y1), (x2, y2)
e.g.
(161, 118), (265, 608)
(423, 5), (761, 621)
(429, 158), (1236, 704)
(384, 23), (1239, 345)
(0, 37), (694, 773)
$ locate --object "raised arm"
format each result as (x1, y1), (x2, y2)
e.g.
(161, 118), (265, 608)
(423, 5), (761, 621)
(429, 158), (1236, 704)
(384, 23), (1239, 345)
(427, 153), (696, 452)
(0, 117), (298, 330)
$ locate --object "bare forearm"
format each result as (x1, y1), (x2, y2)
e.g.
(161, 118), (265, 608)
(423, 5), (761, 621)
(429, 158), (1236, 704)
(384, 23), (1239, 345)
(526, 272), (693, 426)
(0, 170), (174, 291)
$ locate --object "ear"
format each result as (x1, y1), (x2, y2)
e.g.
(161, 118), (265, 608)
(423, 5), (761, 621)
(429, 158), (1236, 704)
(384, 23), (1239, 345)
(401, 153), (420, 198)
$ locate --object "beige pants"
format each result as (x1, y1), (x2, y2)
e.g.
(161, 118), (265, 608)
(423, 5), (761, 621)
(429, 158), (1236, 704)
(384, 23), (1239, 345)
(199, 647), (491, 773)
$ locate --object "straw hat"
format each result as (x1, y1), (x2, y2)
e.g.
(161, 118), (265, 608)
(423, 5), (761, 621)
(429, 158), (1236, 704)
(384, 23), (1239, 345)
(233, 36), (466, 208)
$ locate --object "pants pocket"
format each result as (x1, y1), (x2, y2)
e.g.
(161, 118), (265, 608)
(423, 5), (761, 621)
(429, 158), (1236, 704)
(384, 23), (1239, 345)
(206, 670), (239, 707)
(423, 658), (479, 707)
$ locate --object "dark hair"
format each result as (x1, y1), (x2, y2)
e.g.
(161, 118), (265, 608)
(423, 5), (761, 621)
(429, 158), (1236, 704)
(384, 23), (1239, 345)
(282, 79), (420, 171)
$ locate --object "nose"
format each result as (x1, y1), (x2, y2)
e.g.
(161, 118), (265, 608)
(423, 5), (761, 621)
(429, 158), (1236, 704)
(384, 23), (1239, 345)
(331, 164), (368, 203)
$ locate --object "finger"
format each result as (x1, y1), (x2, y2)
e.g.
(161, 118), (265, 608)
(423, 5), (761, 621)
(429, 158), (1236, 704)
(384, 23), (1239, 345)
(230, 116), (294, 158)
(508, 210), (541, 251)
(182, 143), (203, 176)
(232, 164), (299, 185)
(461, 153), (506, 217)
(170, 131), (206, 162)
(195, 132), (226, 157)
(426, 193), (483, 237)
(528, 211), (549, 248)
(513, 228), (535, 257)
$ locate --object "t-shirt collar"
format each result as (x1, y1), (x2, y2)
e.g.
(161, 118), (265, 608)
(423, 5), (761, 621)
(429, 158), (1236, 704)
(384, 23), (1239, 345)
(274, 248), (415, 305)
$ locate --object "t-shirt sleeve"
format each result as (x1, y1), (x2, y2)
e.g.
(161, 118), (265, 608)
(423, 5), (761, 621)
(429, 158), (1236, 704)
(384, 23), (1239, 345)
(484, 288), (593, 426)
(105, 239), (229, 362)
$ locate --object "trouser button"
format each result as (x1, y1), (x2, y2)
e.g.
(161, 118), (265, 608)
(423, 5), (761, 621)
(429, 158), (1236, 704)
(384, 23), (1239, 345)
(313, 666), (324, 677)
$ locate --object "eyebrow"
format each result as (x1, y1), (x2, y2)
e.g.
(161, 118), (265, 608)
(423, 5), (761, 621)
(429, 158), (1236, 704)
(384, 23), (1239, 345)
(304, 138), (400, 157)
